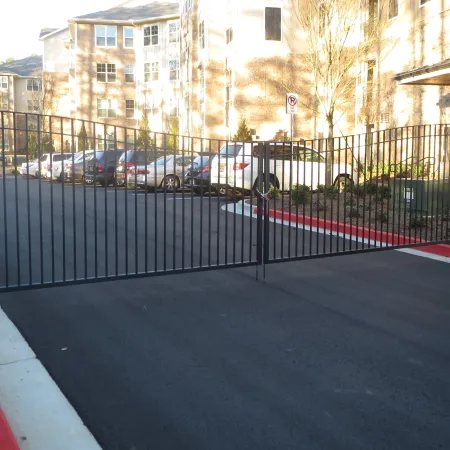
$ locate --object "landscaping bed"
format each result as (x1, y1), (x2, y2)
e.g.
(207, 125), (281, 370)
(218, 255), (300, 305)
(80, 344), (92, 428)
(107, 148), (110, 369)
(269, 183), (449, 242)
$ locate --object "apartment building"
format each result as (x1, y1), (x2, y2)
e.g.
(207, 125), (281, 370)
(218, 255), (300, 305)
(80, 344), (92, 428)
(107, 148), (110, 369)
(180, 0), (312, 141)
(361, 0), (450, 132)
(41, 0), (180, 147)
(0, 55), (43, 152)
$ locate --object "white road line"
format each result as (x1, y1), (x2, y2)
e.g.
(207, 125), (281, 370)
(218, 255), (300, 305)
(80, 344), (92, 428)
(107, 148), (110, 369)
(397, 248), (450, 264)
(0, 308), (101, 450)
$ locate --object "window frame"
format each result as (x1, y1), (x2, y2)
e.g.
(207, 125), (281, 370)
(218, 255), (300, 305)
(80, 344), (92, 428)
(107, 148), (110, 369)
(144, 24), (159, 46)
(27, 100), (39, 112)
(125, 99), (135, 119)
(169, 59), (180, 81)
(169, 98), (179, 117)
(169, 21), (180, 43)
(389, 0), (399, 19)
(95, 25), (117, 48)
(123, 26), (134, 48)
(26, 79), (41, 92)
(0, 94), (8, 110)
(0, 76), (8, 89)
(144, 61), (159, 82)
(96, 63), (117, 83)
(265, 7), (282, 41)
(97, 99), (117, 119)
(199, 20), (205, 49)
(419, 0), (431, 6)
(125, 64), (135, 83)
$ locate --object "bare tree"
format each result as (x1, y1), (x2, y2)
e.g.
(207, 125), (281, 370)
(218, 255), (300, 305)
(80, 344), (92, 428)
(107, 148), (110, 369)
(31, 71), (56, 117)
(295, 0), (395, 138)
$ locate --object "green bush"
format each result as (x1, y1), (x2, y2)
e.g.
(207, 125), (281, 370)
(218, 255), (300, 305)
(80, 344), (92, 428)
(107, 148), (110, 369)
(413, 162), (428, 179)
(376, 185), (391, 202)
(317, 184), (325, 193)
(348, 207), (361, 218)
(268, 184), (282, 200)
(292, 184), (311, 205)
(324, 185), (339, 199)
(375, 211), (388, 223)
(409, 216), (426, 229)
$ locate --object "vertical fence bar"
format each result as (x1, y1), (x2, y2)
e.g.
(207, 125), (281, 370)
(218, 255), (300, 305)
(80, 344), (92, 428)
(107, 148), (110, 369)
(200, 139), (205, 267)
(60, 117), (66, 281)
(153, 132), (158, 273)
(37, 115), (44, 283)
(173, 138), (177, 270)
(249, 142), (254, 262)
(1, 112), (9, 287)
(190, 137), (194, 268)
(12, 113), (21, 286)
(256, 143), (264, 271)
(71, 119), (77, 280)
(263, 142), (270, 265)
(114, 126), (118, 276)
(103, 126), (108, 277)
(25, 114), (32, 285)
(181, 135), (186, 269)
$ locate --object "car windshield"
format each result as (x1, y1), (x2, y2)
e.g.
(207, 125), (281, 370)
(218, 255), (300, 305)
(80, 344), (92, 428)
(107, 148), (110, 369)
(156, 156), (172, 166)
(219, 144), (243, 157)
(73, 151), (92, 163)
(192, 155), (210, 168)
(119, 150), (134, 163)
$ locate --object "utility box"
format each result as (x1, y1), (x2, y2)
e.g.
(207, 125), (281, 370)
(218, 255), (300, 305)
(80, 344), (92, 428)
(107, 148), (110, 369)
(392, 179), (450, 215)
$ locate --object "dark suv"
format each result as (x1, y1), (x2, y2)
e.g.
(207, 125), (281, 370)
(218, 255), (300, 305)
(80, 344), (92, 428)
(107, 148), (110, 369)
(84, 150), (124, 186)
(116, 149), (164, 186)
(184, 152), (220, 194)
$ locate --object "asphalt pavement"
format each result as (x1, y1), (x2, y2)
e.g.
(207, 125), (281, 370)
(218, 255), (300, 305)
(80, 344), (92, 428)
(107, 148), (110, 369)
(1, 250), (450, 450)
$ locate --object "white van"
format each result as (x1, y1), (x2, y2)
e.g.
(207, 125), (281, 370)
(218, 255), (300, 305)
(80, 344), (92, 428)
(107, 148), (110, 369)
(210, 142), (358, 194)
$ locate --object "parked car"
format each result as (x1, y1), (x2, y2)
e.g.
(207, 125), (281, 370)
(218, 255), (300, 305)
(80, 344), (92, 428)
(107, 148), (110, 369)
(49, 150), (95, 181)
(64, 151), (96, 183)
(21, 156), (43, 178)
(84, 150), (124, 186)
(210, 143), (358, 194)
(129, 155), (195, 192)
(41, 153), (73, 180)
(184, 152), (221, 194)
(116, 149), (165, 186)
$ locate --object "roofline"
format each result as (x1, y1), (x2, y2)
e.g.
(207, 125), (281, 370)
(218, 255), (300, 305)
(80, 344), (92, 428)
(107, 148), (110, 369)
(68, 13), (179, 25)
(395, 60), (450, 82)
(0, 72), (41, 78)
(39, 27), (69, 41)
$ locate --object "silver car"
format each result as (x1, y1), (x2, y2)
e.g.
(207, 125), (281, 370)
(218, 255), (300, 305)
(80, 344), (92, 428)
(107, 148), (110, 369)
(129, 155), (194, 192)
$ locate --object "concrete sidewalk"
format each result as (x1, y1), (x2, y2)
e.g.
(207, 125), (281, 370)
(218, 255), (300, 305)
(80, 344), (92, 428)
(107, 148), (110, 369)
(1, 249), (449, 450)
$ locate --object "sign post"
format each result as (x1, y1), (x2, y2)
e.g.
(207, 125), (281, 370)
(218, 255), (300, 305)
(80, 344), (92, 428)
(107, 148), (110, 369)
(286, 93), (298, 142)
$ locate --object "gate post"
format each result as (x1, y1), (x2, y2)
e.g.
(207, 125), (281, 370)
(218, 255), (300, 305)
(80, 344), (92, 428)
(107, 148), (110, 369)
(256, 143), (264, 277)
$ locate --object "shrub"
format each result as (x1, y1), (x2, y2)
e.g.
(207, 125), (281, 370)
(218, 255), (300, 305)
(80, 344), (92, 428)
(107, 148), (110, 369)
(375, 211), (388, 223)
(317, 184), (325, 194)
(365, 182), (378, 195)
(347, 207), (361, 218)
(441, 207), (449, 221)
(409, 216), (426, 229)
(324, 185), (339, 199)
(376, 185), (391, 202)
(268, 184), (282, 200)
(413, 162), (428, 179)
(292, 184), (311, 205)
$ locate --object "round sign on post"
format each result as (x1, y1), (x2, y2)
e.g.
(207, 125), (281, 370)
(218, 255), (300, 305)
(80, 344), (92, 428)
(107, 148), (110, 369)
(286, 93), (298, 115)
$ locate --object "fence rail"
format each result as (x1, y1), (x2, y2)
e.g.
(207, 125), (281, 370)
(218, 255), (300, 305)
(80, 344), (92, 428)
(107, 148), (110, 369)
(0, 112), (449, 292)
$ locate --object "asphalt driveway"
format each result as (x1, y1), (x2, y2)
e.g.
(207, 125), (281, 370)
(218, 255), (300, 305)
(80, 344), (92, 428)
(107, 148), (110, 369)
(1, 250), (449, 450)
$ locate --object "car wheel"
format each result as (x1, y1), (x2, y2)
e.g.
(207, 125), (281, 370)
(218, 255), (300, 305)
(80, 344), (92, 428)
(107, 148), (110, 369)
(162, 175), (179, 192)
(334, 175), (352, 192)
(85, 176), (93, 185)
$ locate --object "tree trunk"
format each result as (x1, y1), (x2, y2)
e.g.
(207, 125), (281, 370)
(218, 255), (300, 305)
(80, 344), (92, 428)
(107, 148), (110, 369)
(325, 116), (334, 186)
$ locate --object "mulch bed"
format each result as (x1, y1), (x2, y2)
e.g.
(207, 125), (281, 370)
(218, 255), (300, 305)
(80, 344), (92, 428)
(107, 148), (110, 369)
(270, 190), (449, 242)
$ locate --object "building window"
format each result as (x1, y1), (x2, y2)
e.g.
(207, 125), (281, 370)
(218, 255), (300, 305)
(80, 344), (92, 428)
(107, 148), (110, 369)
(225, 66), (232, 127)
(169, 21), (180, 43)
(169, 98), (179, 117)
(126, 131), (136, 149)
(169, 60), (180, 81)
(125, 64), (135, 83)
(97, 99), (117, 118)
(124, 27), (134, 48)
(26, 79), (41, 91)
(96, 132), (115, 150)
(420, 0), (431, 5)
(145, 98), (159, 116)
(0, 95), (8, 110)
(144, 25), (159, 46)
(97, 63), (116, 83)
(265, 7), (281, 41)
(144, 62), (159, 81)
(95, 25), (117, 47)
(226, 27), (233, 44)
(389, 0), (398, 18)
(27, 100), (39, 112)
(0, 76), (7, 89)
(199, 21), (205, 49)
(126, 99), (135, 119)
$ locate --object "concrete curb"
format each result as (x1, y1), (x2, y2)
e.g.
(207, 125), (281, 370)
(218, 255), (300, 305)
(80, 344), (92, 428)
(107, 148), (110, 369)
(0, 308), (102, 450)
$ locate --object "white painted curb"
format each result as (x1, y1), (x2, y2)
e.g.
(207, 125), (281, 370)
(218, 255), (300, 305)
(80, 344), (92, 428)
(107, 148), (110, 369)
(0, 308), (102, 450)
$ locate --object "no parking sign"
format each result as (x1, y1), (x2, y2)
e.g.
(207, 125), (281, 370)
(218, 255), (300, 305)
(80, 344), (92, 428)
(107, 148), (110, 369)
(286, 93), (298, 114)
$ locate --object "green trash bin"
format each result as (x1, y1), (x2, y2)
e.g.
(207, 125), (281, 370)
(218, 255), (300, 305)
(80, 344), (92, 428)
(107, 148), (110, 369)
(392, 178), (450, 216)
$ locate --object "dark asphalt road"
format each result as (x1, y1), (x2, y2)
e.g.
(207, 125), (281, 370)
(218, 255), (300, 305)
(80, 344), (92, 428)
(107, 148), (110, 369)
(1, 250), (450, 450)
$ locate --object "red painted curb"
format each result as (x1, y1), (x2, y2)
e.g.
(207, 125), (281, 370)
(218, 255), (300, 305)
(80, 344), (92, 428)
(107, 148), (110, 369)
(416, 244), (450, 257)
(254, 207), (423, 246)
(0, 408), (19, 450)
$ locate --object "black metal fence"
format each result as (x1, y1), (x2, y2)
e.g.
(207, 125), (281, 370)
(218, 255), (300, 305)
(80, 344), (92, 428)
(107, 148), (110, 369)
(0, 112), (449, 291)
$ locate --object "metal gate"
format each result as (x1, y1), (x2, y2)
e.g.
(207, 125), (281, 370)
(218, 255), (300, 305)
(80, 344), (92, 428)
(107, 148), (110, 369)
(0, 112), (449, 292)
